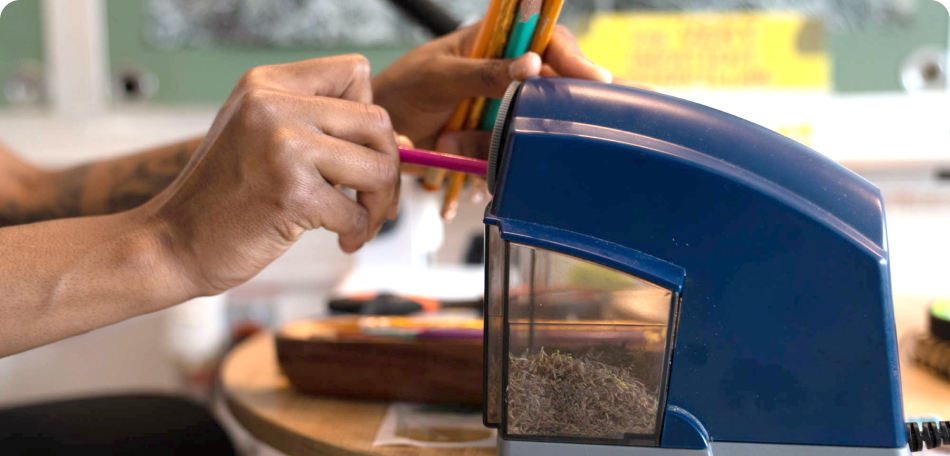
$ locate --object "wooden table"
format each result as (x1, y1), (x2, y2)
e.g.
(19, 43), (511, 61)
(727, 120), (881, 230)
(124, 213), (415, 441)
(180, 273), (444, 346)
(221, 296), (950, 456)
(220, 332), (494, 456)
(893, 295), (950, 419)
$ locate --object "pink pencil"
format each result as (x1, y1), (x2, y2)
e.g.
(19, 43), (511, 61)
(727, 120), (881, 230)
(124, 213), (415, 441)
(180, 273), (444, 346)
(399, 147), (488, 178)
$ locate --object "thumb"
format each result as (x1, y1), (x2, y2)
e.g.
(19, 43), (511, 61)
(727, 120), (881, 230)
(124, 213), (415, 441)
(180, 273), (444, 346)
(442, 52), (542, 100)
(394, 132), (414, 148)
(436, 130), (493, 160)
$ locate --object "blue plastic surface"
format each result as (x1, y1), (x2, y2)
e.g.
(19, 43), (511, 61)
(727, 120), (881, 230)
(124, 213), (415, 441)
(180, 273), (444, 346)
(486, 78), (904, 448)
(662, 406), (710, 449)
(484, 218), (685, 293)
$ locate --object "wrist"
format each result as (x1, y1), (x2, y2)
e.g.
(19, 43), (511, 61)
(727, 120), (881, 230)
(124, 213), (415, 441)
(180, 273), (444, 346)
(119, 204), (202, 307)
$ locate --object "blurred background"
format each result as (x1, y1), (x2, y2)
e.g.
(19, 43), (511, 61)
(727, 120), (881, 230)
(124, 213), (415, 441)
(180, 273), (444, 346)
(0, 0), (947, 443)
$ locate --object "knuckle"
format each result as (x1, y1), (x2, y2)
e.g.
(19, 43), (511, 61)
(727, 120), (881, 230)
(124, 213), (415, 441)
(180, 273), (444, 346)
(332, 203), (368, 240)
(376, 154), (401, 188)
(350, 207), (369, 235)
(266, 133), (302, 172)
(357, 103), (392, 132)
(271, 161), (309, 209)
(238, 65), (270, 88)
(236, 88), (278, 128)
(343, 54), (372, 79)
(369, 104), (393, 130)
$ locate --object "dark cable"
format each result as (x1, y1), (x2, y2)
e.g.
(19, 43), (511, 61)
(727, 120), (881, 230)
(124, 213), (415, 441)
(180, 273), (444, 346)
(908, 423), (922, 452)
(907, 421), (950, 452)
(388, 0), (461, 37)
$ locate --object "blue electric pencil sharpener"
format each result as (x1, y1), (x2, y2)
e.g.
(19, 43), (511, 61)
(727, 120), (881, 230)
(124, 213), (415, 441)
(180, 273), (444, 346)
(481, 78), (907, 455)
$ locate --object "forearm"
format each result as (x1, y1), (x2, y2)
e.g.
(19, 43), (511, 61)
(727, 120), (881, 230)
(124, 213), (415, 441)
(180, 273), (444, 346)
(0, 208), (196, 357)
(0, 136), (204, 227)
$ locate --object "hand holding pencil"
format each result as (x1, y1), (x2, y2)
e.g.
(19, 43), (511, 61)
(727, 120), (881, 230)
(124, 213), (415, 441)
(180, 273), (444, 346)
(373, 0), (634, 220)
(373, 22), (541, 152)
(441, 0), (595, 220)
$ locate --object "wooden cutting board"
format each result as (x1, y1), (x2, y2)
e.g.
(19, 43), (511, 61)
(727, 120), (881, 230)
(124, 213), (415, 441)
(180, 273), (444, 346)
(276, 318), (484, 404)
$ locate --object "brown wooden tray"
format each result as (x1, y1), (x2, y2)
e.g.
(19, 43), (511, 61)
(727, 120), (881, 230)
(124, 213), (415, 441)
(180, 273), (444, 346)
(276, 318), (484, 404)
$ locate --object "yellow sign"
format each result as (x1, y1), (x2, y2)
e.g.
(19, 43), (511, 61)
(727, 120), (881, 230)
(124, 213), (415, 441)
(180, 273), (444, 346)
(578, 12), (829, 89)
(775, 123), (815, 147)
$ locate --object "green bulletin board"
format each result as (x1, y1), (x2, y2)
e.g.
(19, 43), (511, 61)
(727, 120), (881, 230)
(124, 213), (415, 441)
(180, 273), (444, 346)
(829, 0), (948, 92)
(0, 0), (43, 106)
(105, 0), (946, 101)
(105, 0), (413, 105)
(0, 0), (946, 107)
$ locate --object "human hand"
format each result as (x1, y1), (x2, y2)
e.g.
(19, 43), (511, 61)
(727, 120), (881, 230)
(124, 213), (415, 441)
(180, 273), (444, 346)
(143, 55), (401, 296)
(373, 22), (612, 153)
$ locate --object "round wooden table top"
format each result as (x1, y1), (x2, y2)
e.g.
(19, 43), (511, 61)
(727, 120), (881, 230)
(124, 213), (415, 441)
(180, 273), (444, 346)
(221, 296), (950, 456)
(220, 331), (495, 456)
(893, 295), (950, 420)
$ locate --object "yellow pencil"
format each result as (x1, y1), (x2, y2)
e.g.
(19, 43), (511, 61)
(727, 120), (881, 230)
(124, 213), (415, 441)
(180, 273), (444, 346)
(466, 97), (487, 130)
(441, 0), (520, 217)
(529, 0), (565, 56)
(440, 95), (488, 216)
(422, 0), (506, 191)
(442, 0), (566, 214)
(482, 0), (520, 60)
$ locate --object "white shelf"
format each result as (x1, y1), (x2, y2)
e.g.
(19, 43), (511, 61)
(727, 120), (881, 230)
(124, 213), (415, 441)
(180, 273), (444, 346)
(0, 106), (217, 167)
(670, 89), (950, 170)
(2, 90), (947, 172)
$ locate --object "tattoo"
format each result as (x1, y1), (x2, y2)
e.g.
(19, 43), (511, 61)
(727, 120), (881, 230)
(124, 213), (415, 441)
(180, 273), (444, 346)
(0, 165), (90, 227)
(0, 202), (57, 227)
(105, 146), (190, 213)
(0, 139), (197, 228)
(55, 164), (92, 218)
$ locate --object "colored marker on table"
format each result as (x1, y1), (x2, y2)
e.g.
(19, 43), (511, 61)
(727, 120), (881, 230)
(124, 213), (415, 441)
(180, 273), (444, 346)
(480, 0), (541, 131)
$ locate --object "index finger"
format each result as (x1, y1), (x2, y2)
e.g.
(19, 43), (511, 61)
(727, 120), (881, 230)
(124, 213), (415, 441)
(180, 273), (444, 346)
(544, 26), (612, 83)
(244, 54), (374, 104)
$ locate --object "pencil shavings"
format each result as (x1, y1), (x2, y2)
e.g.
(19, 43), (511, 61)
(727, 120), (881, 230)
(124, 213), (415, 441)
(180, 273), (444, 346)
(506, 347), (659, 439)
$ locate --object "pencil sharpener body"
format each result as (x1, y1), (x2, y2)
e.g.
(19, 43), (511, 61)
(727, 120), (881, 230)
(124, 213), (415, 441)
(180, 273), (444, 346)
(482, 78), (906, 455)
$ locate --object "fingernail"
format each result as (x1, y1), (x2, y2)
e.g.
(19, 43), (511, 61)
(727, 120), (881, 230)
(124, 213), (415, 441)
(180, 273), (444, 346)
(590, 62), (612, 83)
(509, 52), (542, 80)
(396, 134), (413, 148)
(572, 52), (611, 83)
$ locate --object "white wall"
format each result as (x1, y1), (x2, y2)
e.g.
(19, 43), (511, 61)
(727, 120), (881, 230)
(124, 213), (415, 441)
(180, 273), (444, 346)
(0, 0), (947, 409)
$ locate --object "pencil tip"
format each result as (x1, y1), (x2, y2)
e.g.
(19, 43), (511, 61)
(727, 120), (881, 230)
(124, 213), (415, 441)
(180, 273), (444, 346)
(520, 0), (542, 21)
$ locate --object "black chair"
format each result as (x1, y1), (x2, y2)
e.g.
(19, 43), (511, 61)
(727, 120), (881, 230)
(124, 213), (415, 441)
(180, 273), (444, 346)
(0, 394), (236, 455)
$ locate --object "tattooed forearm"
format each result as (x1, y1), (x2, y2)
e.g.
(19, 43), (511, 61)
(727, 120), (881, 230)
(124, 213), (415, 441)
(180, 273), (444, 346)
(0, 137), (203, 227)
(0, 165), (91, 226)
(105, 145), (191, 213)
(0, 202), (56, 227)
(55, 165), (93, 218)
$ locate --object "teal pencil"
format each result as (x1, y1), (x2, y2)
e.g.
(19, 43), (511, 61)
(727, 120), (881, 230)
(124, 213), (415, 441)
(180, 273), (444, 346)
(479, 0), (542, 131)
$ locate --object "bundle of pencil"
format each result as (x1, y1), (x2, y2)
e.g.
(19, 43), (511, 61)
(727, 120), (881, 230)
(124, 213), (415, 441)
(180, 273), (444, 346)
(422, 0), (566, 220)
